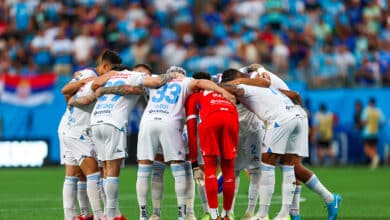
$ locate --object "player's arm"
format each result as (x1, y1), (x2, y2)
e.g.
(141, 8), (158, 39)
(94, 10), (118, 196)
(279, 89), (303, 106)
(61, 77), (95, 102)
(189, 79), (236, 104)
(228, 77), (270, 88)
(219, 83), (245, 97)
(96, 85), (145, 97)
(91, 71), (117, 91)
(185, 94), (200, 163)
(68, 93), (97, 107)
(141, 72), (180, 88)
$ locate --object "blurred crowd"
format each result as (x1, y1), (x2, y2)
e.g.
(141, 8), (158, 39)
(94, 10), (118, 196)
(2, 0), (390, 88)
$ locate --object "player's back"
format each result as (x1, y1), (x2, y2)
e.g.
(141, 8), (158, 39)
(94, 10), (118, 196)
(238, 84), (300, 125)
(237, 103), (262, 136)
(197, 90), (237, 120)
(142, 77), (193, 123)
(91, 70), (145, 130)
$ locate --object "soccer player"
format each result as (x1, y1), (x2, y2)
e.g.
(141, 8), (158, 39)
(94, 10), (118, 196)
(136, 67), (235, 220)
(221, 68), (305, 220)
(90, 65), (178, 220)
(59, 49), (123, 220)
(239, 64), (342, 220)
(361, 97), (385, 169)
(186, 71), (239, 220)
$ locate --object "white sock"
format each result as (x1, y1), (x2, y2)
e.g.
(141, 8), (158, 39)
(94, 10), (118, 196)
(290, 185), (302, 216)
(77, 181), (90, 216)
(185, 161), (195, 215)
(230, 171), (240, 212)
(137, 164), (151, 218)
(171, 163), (187, 218)
(305, 174), (333, 203)
(198, 183), (209, 212)
(247, 168), (260, 214)
(99, 178), (106, 208)
(209, 208), (219, 219)
(105, 176), (120, 219)
(278, 165), (296, 217)
(87, 172), (103, 219)
(258, 162), (275, 218)
(63, 176), (78, 220)
(151, 161), (165, 216)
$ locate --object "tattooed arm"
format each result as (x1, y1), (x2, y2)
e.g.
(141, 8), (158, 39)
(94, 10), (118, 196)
(96, 85), (145, 97)
(68, 93), (97, 107)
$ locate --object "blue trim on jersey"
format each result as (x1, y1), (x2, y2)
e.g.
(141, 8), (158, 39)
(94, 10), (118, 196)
(274, 122), (280, 128)
(267, 148), (273, 154)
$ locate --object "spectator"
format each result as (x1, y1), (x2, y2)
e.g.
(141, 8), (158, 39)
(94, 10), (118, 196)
(313, 103), (337, 165)
(361, 97), (385, 169)
(50, 29), (73, 75)
(353, 100), (364, 132)
(30, 28), (52, 71)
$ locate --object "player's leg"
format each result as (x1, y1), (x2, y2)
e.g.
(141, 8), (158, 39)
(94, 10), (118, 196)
(137, 122), (161, 220)
(63, 164), (81, 220)
(184, 160), (196, 219)
(80, 157), (104, 219)
(274, 154), (297, 219)
(169, 160), (187, 220)
(244, 168), (260, 218)
(220, 158), (236, 219)
(77, 173), (90, 218)
(294, 160), (341, 220)
(290, 179), (302, 220)
(197, 164), (210, 219)
(203, 155), (220, 219)
(150, 154), (166, 219)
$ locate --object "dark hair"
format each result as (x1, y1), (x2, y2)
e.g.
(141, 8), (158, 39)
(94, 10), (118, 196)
(133, 63), (152, 74)
(221, 68), (241, 83)
(369, 97), (376, 105)
(111, 64), (131, 71)
(319, 103), (327, 111)
(192, 71), (211, 80)
(101, 50), (122, 65)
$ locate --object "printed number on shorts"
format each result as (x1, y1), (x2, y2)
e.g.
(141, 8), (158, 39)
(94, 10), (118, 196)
(98, 80), (125, 101)
(151, 83), (181, 104)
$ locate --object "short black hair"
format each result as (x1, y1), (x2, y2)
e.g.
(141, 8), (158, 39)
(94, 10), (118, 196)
(369, 97), (376, 105)
(221, 68), (241, 83)
(101, 50), (122, 65)
(193, 71), (211, 80)
(133, 63), (153, 74)
(111, 64), (131, 71)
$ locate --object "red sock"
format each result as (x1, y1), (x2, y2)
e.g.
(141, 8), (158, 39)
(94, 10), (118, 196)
(203, 155), (218, 209)
(220, 158), (235, 211)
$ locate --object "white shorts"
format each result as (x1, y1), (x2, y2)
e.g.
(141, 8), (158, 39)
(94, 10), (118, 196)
(59, 131), (65, 165)
(137, 120), (185, 162)
(62, 134), (97, 166)
(91, 124), (127, 161)
(235, 128), (263, 171)
(262, 116), (308, 157)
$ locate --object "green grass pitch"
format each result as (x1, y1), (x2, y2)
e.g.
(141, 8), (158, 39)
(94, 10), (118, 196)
(0, 166), (389, 220)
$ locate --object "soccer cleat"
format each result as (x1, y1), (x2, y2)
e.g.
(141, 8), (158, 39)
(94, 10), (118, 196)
(326, 194), (342, 220)
(113, 215), (126, 220)
(240, 211), (254, 220)
(289, 215), (301, 220)
(186, 213), (197, 220)
(149, 214), (161, 220)
(75, 215), (94, 220)
(201, 212), (212, 220)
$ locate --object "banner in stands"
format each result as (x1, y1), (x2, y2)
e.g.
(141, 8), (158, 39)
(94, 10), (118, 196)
(0, 73), (56, 106)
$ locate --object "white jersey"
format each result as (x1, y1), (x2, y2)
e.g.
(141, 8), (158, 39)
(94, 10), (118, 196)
(90, 70), (146, 130)
(58, 68), (96, 135)
(237, 84), (300, 125)
(65, 81), (95, 138)
(249, 67), (289, 90)
(141, 77), (193, 123)
(237, 103), (262, 136)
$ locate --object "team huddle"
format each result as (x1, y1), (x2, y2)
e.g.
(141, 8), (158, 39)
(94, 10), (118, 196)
(58, 50), (341, 220)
